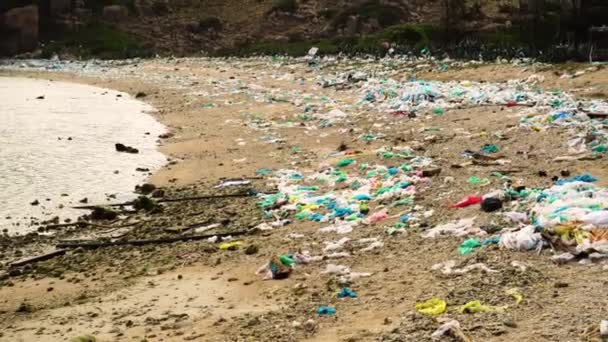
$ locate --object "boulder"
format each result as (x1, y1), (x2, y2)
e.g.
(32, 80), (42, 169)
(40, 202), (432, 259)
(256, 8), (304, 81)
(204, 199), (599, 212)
(0, 5), (39, 55)
(345, 15), (359, 36)
(102, 5), (129, 22)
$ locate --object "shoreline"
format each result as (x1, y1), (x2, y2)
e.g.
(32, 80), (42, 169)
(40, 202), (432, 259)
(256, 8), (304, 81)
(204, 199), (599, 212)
(0, 75), (168, 234)
(0, 58), (607, 341)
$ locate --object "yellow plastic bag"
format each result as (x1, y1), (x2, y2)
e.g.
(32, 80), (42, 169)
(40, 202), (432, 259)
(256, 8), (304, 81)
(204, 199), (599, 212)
(507, 288), (523, 305)
(458, 300), (504, 314)
(219, 241), (243, 251)
(415, 298), (447, 315)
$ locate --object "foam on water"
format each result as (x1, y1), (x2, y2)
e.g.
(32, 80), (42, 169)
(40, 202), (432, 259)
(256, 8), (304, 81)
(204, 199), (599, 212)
(0, 77), (166, 233)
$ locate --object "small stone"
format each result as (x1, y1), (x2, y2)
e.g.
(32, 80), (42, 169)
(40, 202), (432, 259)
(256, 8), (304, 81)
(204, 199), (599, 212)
(554, 282), (569, 288)
(244, 245), (259, 255)
(303, 319), (316, 332)
(422, 168), (442, 177)
(503, 320), (518, 328)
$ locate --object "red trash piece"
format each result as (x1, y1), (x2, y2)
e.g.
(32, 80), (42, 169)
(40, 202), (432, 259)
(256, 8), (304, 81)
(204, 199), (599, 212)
(451, 195), (483, 208)
(506, 101), (518, 107)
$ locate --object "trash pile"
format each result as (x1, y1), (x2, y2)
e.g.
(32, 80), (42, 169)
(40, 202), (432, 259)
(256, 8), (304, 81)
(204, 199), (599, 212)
(358, 77), (608, 154)
(255, 154), (436, 279)
(427, 174), (608, 265)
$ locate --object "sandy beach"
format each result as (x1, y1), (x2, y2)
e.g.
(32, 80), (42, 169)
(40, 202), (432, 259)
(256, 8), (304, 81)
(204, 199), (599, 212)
(0, 57), (608, 341)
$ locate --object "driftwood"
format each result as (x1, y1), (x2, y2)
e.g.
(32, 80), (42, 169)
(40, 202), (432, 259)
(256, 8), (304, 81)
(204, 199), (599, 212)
(56, 230), (248, 249)
(10, 249), (67, 268)
(587, 112), (608, 119)
(71, 192), (262, 210)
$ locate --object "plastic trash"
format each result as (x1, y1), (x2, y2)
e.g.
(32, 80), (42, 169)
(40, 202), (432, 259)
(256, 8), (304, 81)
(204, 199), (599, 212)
(324, 237), (350, 251)
(468, 177), (490, 186)
(365, 210), (388, 224)
(481, 144), (500, 154)
(582, 211), (608, 227)
(431, 320), (464, 341)
(555, 173), (598, 185)
(215, 180), (251, 188)
(503, 212), (528, 223)
(256, 255), (294, 280)
(507, 288), (523, 305)
(337, 287), (358, 298)
(361, 241), (384, 252)
(451, 195), (483, 208)
(219, 241), (242, 251)
(322, 264), (350, 275)
(600, 320), (608, 337)
(458, 300), (503, 314)
(499, 226), (542, 251)
(459, 239), (481, 255)
(336, 158), (355, 167)
(317, 306), (336, 316)
(415, 298), (447, 315)
(481, 197), (502, 212)
(423, 218), (486, 239)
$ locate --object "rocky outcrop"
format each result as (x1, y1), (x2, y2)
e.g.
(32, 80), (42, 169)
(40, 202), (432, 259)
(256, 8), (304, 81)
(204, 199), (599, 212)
(0, 5), (38, 56)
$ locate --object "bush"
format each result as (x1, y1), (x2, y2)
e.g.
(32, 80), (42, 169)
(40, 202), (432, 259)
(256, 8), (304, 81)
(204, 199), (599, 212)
(40, 21), (152, 59)
(270, 0), (298, 14)
(199, 17), (222, 32)
(382, 24), (429, 47)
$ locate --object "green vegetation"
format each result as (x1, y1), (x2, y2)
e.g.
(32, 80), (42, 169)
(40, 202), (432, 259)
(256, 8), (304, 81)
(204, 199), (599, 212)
(218, 23), (437, 57)
(269, 0), (298, 14)
(41, 22), (152, 59)
(381, 24), (434, 49)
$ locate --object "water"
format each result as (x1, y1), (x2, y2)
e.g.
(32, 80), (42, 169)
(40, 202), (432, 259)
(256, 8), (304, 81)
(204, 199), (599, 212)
(0, 77), (166, 234)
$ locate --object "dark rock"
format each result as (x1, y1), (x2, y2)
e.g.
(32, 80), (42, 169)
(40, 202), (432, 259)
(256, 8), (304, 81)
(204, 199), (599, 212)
(244, 245), (259, 255)
(151, 189), (165, 198)
(30, 199), (39, 206)
(90, 207), (118, 221)
(79, 197), (88, 204)
(159, 132), (174, 139)
(422, 168), (442, 177)
(135, 92), (147, 99)
(135, 183), (156, 194)
(0, 5), (39, 55)
(133, 196), (159, 212)
(115, 143), (139, 154)
(16, 302), (33, 313)
(136, 167), (150, 172)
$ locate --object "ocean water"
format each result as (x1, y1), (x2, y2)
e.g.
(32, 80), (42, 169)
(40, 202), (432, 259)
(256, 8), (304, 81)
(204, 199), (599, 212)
(0, 77), (166, 234)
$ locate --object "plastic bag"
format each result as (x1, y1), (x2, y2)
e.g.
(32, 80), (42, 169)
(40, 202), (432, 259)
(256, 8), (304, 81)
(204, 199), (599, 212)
(499, 226), (542, 251)
(458, 300), (503, 314)
(415, 298), (447, 315)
